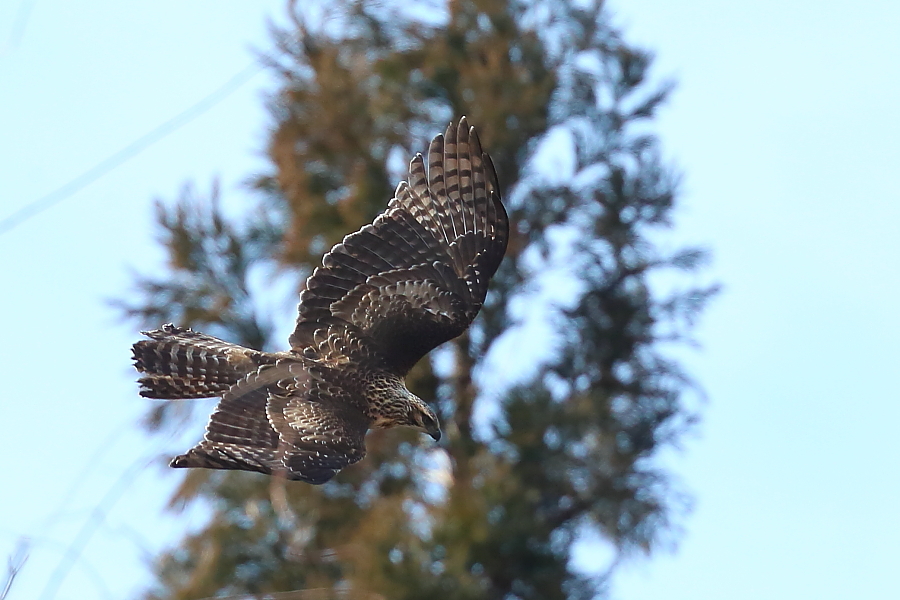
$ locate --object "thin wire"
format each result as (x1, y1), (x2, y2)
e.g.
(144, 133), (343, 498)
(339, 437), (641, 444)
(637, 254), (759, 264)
(34, 407), (198, 600)
(37, 453), (158, 600)
(2, 0), (37, 54)
(42, 415), (137, 529)
(0, 534), (113, 600)
(0, 61), (264, 235)
(1, 410), (188, 600)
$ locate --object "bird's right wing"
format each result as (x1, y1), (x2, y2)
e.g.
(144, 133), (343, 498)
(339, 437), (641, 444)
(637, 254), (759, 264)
(290, 117), (509, 375)
(172, 359), (368, 484)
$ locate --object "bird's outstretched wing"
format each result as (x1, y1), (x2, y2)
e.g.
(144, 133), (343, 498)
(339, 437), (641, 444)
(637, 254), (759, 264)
(290, 117), (509, 375)
(171, 359), (368, 484)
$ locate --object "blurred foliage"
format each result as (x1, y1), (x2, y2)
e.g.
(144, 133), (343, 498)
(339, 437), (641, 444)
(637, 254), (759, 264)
(119, 1), (717, 598)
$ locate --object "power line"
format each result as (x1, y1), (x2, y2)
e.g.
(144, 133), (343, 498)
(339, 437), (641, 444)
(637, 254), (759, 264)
(37, 453), (156, 600)
(0, 61), (264, 235)
(36, 414), (192, 600)
(2, 0), (37, 54)
(17, 409), (196, 600)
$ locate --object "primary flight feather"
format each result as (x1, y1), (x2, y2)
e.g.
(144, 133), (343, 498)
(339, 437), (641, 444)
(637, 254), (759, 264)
(131, 118), (508, 484)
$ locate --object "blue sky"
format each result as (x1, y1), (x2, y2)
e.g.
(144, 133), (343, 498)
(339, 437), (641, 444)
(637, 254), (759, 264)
(1, 1), (898, 599)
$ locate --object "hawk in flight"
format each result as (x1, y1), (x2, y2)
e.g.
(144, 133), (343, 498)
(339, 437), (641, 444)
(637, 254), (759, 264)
(132, 118), (508, 484)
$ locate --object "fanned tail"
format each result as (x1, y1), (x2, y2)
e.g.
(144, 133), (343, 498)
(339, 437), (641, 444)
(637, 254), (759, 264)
(132, 324), (270, 399)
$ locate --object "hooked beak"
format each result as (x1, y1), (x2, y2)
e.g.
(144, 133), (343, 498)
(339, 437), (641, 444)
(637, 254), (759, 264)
(426, 423), (442, 442)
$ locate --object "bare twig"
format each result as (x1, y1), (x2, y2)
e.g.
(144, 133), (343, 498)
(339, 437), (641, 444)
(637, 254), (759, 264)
(1, 539), (29, 600)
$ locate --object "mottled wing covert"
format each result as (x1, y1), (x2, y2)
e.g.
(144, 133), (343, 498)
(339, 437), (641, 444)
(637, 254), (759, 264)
(171, 359), (368, 484)
(290, 117), (509, 375)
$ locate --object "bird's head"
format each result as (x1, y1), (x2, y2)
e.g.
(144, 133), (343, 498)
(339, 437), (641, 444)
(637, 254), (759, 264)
(370, 377), (442, 442)
(408, 396), (441, 442)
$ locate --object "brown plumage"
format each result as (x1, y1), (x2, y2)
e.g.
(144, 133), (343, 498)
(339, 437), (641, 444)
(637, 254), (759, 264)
(132, 118), (508, 484)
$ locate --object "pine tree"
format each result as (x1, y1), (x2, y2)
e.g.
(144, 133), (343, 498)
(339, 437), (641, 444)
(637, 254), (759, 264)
(120, 1), (716, 598)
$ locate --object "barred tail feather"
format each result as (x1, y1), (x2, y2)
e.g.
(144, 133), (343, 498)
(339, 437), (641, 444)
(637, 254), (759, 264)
(132, 323), (267, 399)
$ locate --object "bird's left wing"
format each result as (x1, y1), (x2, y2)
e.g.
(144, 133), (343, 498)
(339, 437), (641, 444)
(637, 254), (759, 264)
(172, 359), (368, 484)
(290, 117), (508, 375)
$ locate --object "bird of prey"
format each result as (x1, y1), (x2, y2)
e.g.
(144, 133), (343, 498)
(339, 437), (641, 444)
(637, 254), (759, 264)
(132, 117), (508, 484)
